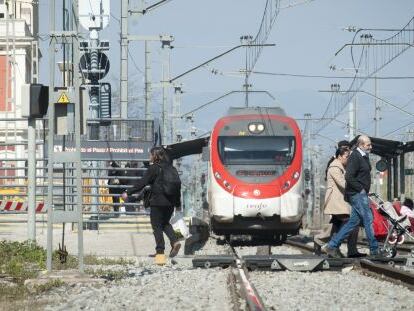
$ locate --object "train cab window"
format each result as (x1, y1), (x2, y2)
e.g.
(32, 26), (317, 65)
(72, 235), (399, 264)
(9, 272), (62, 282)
(218, 136), (295, 165)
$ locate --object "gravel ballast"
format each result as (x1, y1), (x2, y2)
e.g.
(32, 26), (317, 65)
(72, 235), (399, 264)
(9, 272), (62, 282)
(44, 261), (231, 311)
(18, 238), (414, 310)
(250, 269), (414, 311)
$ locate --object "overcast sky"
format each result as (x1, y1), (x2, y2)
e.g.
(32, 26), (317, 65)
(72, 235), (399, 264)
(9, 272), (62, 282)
(39, 0), (414, 154)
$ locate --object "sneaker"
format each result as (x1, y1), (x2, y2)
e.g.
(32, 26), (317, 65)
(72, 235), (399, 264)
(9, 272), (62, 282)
(347, 252), (367, 258)
(169, 242), (181, 258)
(321, 244), (344, 259)
(155, 254), (167, 265)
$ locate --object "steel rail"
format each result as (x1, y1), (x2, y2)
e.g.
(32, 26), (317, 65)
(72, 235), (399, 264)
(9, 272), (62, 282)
(222, 241), (267, 311)
(285, 238), (315, 253)
(359, 259), (414, 288)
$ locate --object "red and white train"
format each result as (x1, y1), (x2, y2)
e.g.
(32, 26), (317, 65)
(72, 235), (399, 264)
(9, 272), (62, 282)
(208, 107), (303, 238)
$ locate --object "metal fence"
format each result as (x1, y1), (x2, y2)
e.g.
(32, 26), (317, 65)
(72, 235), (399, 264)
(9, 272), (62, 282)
(0, 118), (157, 224)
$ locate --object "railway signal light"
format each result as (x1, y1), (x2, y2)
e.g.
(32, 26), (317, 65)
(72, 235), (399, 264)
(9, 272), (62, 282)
(21, 84), (49, 118)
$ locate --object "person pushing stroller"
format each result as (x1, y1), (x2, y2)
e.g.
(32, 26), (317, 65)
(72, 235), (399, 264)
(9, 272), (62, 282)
(322, 135), (382, 258)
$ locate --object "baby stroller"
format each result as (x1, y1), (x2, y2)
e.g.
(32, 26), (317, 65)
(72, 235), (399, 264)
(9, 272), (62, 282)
(368, 193), (414, 258)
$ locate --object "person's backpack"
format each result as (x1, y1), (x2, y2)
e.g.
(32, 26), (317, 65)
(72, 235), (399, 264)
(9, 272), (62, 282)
(158, 164), (181, 200)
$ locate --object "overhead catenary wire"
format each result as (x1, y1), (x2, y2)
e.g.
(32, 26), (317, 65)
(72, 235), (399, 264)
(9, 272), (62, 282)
(315, 16), (414, 134)
(249, 71), (414, 80)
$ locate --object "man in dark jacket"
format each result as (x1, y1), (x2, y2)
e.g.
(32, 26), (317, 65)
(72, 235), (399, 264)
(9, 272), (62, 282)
(122, 147), (181, 265)
(323, 135), (380, 258)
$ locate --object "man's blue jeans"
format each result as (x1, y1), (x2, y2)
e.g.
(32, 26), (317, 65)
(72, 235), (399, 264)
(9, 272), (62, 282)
(328, 192), (378, 254)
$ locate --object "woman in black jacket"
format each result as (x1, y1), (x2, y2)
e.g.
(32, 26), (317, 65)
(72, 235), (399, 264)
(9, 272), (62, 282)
(122, 147), (181, 265)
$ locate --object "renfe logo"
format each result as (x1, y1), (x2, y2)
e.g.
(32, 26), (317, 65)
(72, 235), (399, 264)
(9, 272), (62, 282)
(246, 202), (268, 210)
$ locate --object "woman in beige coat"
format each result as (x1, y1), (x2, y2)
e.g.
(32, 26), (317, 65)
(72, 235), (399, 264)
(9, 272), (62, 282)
(323, 147), (365, 258)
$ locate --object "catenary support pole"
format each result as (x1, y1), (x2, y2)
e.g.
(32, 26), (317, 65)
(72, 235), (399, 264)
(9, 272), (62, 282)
(120, 0), (129, 138)
(27, 117), (36, 242)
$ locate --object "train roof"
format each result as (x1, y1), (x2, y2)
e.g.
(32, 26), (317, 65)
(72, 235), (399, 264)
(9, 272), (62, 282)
(227, 107), (286, 116)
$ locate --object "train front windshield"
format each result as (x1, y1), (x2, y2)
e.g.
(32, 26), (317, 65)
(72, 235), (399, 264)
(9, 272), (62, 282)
(218, 136), (295, 166)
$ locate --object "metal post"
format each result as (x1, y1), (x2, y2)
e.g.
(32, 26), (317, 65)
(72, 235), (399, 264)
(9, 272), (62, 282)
(89, 28), (100, 213)
(393, 156), (398, 200)
(374, 76), (381, 195)
(161, 43), (170, 144)
(313, 145), (321, 228)
(172, 85), (182, 143)
(407, 129), (414, 198)
(374, 77), (380, 137)
(400, 153), (405, 201)
(144, 41), (152, 120)
(120, 0), (128, 121)
(348, 101), (356, 139)
(304, 113), (312, 228)
(28, 17), (39, 242)
(27, 117), (36, 242)
(73, 0), (84, 272)
(89, 29), (100, 139)
(47, 0), (56, 272)
(387, 157), (392, 201)
(244, 38), (249, 107)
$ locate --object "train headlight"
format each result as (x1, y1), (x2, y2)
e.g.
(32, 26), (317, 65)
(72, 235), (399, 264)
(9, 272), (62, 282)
(293, 171), (300, 179)
(248, 124), (257, 132)
(223, 180), (232, 190)
(248, 122), (265, 134)
(214, 172), (222, 180)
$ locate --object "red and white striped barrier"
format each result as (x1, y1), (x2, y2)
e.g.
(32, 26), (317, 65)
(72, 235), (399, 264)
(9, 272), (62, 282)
(0, 200), (46, 212)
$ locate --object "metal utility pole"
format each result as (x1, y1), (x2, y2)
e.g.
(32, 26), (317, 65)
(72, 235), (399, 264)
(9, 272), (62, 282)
(304, 113), (313, 228)
(27, 118), (36, 242)
(374, 76), (382, 195)
(27, 3), (39, 243)
(161, 39), (172, 144)
(172, 84), (183, 143)
(313, 145), (321, 229)
(127, 34), (174, 142)
(348, 99), (356, 139)
(374, 77), (381, 137)
(120, 0), (129, 122)
(47, 0), (83, 272)
(144, 41), (152, 120)
(406, 129), (414, 198)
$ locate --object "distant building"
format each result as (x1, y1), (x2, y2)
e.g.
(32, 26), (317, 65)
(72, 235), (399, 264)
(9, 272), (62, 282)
(0, 0), (39, 186)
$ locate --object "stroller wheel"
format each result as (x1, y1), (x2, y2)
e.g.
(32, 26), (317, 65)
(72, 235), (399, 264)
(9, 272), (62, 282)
(397, 234), (405, 245)
(381, 247), (397, 258)
(388, 232), (398, 245)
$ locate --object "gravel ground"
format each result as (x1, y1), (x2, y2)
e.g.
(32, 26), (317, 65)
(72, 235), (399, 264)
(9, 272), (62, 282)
(41, 259), (232, 311)
(250, 269), (414, 311)
(21, 237), (414, 311)
(35, 237), (302, 310)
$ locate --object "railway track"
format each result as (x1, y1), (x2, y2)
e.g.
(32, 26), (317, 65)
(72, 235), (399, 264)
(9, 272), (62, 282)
(227, 244), (267, 311)
(194, 235), (414, 311)
(358, 259), (414, 289)
(287, 236), (414, 289)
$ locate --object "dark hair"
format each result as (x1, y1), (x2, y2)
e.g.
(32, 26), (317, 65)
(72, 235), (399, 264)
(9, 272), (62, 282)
(337, 140), (351, 149)
(325, 147), (350, 180)
(150, 146), (170, 164)
(403, 198), (413, 209)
